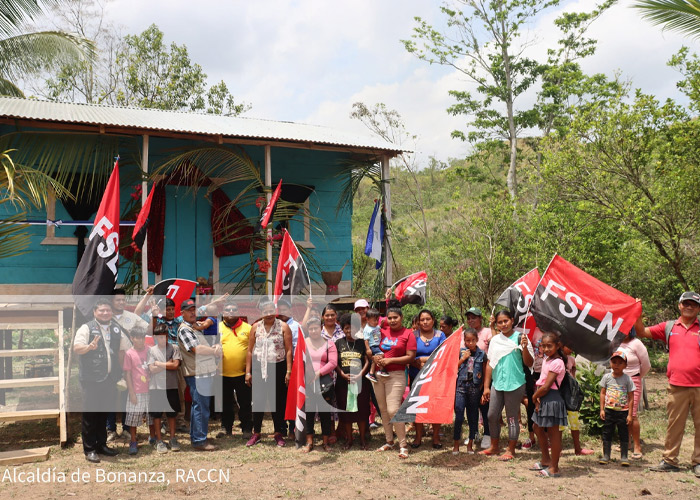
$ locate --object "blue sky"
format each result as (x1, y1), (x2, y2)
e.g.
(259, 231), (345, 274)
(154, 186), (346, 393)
(84, 0), (690, 163)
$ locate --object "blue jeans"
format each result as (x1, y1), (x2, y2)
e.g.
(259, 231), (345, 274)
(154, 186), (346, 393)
(185, 375), (213, 446)
(454, 384), (483, 441)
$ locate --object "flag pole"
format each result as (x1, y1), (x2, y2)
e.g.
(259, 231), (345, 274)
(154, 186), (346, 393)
(141, 137), (149, 291)
(265, 146), (272, 297)
(522, 253), (558, 330)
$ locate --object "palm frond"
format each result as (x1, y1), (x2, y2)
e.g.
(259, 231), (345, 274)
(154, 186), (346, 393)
(0, 131), (125, 202)
(0, 77), (23, 96)
(0, 201), (29, 259)
(0, 30), (96, 83)
(0, 0), (65, 38)
(634, 0), (700, 39)
(335, 157), (382, 214)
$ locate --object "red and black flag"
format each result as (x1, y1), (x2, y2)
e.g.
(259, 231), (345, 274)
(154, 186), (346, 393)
(152, 278), (198, 317)
(392, 327), (462, 424)
(130, 183), (156, 251)
(393, 271), (427, 306)
(72, 159), (121, 317)
(495, 267), (540, 339)
(260, 179), (282, 230)
(530, 255), (642, 362)
(285, 330), (308, 446)
(274, 230), (310, 300)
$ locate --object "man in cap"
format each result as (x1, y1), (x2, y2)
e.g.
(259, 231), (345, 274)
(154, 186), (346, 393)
(177, 298), (222, 451)
(635, 291), (700, 476)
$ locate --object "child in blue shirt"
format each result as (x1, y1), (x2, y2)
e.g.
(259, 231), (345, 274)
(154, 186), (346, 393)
(363, 308), (388, 382)
(453, 328), (486, 454)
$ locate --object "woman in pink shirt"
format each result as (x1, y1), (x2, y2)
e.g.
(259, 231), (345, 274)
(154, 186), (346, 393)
(303, 317), (338, 452)
(619, 328), (651, 459)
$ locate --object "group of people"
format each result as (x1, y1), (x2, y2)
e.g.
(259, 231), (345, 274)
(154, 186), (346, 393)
(72, 289), (699, 479)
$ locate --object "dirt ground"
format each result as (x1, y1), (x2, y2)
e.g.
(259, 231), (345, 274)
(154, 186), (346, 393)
(0, 372), (698, 500)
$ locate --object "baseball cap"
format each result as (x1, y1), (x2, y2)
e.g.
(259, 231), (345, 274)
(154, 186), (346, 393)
(610, 350), (627, 362)
(466, 307), (482, 317)
(354, 299), (370, 310)
(678, 291), (700, 305)
(181, 298), (196, 311)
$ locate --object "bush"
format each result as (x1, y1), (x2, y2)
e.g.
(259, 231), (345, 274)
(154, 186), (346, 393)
(577, 363), (604, 436)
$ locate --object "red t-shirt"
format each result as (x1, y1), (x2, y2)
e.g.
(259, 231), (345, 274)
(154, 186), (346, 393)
(649, 318), (700, 387)
(378, 326), (417, 372)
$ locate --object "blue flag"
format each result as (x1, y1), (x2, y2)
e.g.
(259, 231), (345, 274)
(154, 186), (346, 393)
(364, 200), (384, 269)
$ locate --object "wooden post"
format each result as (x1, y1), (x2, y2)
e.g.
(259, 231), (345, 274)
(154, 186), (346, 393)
(141, 134), (149, 291)
(57, 309), (66, 444)
(265, 145), (272, 296)
(381, 155), (392, 288)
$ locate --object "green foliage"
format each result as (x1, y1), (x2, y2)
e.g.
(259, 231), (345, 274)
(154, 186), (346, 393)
(634, 0), (700, 40)
(576, 363), (604, 436)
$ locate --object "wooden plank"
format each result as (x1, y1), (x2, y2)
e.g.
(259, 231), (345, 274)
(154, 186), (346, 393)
(0, 348), (57, 357)
(0, 376), (59, 389)
(58, 309), (66, 444)
(0, 447), (50, 466)
(0, 323), (57, 330)
(0, 409), (60, 422)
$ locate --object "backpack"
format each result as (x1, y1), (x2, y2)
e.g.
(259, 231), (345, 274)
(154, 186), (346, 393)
(555, 358), (584, 412)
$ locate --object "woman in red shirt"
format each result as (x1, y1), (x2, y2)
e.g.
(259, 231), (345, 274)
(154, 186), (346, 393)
(370, 300), (416, 459)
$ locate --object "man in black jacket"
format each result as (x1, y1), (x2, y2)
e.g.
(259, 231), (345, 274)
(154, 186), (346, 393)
(73, 297), (131, 463)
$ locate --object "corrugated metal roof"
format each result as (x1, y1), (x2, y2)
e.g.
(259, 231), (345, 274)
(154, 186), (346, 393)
(0, 97), (404, 153)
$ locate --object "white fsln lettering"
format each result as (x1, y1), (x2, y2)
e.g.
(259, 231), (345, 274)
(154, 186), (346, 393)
(575, 303), (597, 332)
(560, 291), (582, 318)
(405, 395), (429, 414)
(540, 279), (566, 301)
(596, 312), (625, 341)
(166, 285), (180, 299)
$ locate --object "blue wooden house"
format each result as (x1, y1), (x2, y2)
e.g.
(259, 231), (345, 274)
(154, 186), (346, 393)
(0, 97), (400, 296)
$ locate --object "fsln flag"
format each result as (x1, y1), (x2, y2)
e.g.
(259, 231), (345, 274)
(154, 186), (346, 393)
(72, 158), (121, 317)
(274, 230), (310, 300)
(530, 255), (642, 362)
(393, 271), (427, 306)
(284, 330), (307, 446)
(131, 183), (156, 251)
(260, 179), (282, 230)
(392, 327), (462, 424)
(364, 200), (385, 269)
(495, 267), (540, 338)
(152, 278), (198, 317)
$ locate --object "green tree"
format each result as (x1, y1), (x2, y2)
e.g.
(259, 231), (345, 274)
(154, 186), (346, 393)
(403, 0), (559, 200)
(1, 0), (95, 96)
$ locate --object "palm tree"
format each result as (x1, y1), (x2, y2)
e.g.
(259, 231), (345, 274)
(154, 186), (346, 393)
(1, 1), (96, 257)
(634, 0), (700, 39)
(1, 0), (95, 96)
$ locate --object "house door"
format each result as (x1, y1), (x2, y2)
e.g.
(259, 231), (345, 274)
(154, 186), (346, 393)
(161, 186), (213, 282)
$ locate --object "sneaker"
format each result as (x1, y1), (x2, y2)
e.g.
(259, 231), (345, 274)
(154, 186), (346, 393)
(480, 435), (491, 449)
(169, 438), (181, 452)
(377, 370), (391, 377)
(128, 442), (138, 455)
(369, 422), (380, 430)
(156, 440), (168, 454)
(522, 438), (534, 450)
(650, 460), (681, 472)
(273, 433), (286, 447)
(148, 437), (157, 447)
(365, 373), (378, 383)
(246, 433), (261, 447)
(693, 464), (700, 478)
(106, 431), (117, 443)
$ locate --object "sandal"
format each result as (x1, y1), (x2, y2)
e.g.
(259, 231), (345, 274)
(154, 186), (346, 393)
(538, 468), (561, 478)
(344, 440), (354, 450)
(631, 452), (643, 459)
(328, 435), (337, 445)
(410, 442), (422, 449)
(529, 462), (549, 471)
(576, 448), (595, 456)
(322, 444), (332, 452)
(498, 453), (514, 461)
(478, 449), (496, 456)
(432, 443), (443, 449)
(377, 443), (395, 452)
(301, 443), (313, 453)
(398, 447), (409, 459)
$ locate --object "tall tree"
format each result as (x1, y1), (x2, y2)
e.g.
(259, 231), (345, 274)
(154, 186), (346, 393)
(403, 0), (559, 200)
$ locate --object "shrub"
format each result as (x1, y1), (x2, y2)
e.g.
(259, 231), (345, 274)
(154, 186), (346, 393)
(577, 363), (604, 436)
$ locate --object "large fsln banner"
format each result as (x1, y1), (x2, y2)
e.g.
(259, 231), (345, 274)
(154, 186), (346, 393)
(495, 267), (540, 339)
(392, 327), (462, 424)
(530, 255), (642, 363)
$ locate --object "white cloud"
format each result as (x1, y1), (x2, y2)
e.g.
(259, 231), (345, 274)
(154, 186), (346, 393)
(91, 0), (692, 165)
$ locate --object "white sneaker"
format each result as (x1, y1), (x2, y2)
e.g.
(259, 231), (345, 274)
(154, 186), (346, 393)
(480, 435), (491, 449)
